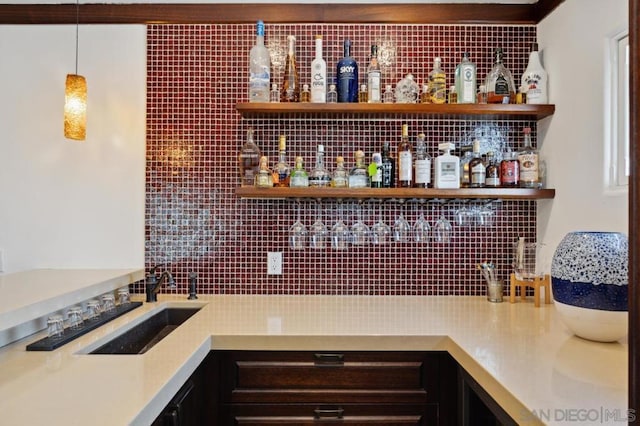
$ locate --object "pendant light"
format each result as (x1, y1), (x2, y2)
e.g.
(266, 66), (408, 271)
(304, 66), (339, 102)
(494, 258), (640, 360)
(64, 0), (87, 141)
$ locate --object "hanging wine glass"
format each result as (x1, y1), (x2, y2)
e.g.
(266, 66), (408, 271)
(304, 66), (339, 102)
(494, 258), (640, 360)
(309, 201), (328, 249)
(433, 202), (452, 243)
(350, 202), (370, 246)
(370, 200), (392, 245)
(331, 202), (350, 250)
(289, 202), (307, 250)
(413, 201), (431, 243)
(393, 202), (412, 243)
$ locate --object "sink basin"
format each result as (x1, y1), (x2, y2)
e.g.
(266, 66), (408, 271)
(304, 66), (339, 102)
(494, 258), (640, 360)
(89, 307), (200, 355)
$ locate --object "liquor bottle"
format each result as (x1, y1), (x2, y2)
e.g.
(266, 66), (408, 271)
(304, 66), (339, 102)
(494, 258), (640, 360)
(331, 156), (348, 188)
(521, 42), (548, 104)
(448, 86), (457, 104)
(434, 143), (460, 189)
(428, 57), (446, 104)
(500, 150), (520, 187)
(414, 133), (431, 188)
(300, 84), (311, 102)
(358, 84), (368, 103)
(310, 35), (327, 103)
(455, 52), (477, 104)
(348, 150), (369, 188)
(270, 83), (280, 103)
(381, 141), (396, 188)
(367, 45), (382, 103)
(281, 35), (299, 102)
(309, 144), (331, 187)
(337, 39), (358, 103)
(477, 85), (487, 104)
(518, 127), (540, 188)
(469, 139), (486, 188)
(484, 48), (516, 104)
(397, 124), (413, 187)
(327, 84), (338, 103)
(272, 135), (291, 187)
(383, 84), (395, 104)
(249, 20), (271, 102)
(420, 84), (430, 104)
(238, 127), (262, 186)
(289, 156), (309, 187)
(485, 151), (500, 187)
(370, 152), (383, 188)
(459, 148), (473, 188)
(255, 156), (273, 188)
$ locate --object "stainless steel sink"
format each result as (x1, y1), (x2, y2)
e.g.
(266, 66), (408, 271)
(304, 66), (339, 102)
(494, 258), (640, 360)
(89, 307), (201, 355)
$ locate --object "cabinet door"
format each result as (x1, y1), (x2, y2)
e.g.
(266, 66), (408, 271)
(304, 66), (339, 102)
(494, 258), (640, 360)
(222, 403), (438, 425)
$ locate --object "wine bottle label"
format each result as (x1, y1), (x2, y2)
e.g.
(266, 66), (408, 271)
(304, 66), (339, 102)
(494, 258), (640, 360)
(439, 160), (458, 180)
(368, 71), (381, 102)
(399, 151), (413, 181)
(500, 160), (519, 185)
(415, 159), (431, 184)
(495, 75), (510, 95)
(518, 153), (539, 182)
(381, 161), (395, 188)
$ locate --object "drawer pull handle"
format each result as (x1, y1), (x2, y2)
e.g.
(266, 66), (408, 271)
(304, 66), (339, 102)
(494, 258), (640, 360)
(313, 353), (344, 366)
(314, 408), (344, 419)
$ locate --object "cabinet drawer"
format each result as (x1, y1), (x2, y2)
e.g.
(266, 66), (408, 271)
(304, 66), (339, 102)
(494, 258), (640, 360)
(219, 351), (443, 404)
(222, 403), (438, 425)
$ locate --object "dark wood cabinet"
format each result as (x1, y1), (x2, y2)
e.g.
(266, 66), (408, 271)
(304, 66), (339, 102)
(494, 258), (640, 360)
(215, 350), (458, 425)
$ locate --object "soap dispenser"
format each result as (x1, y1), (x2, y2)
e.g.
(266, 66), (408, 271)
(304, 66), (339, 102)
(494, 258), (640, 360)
(434, 142), (460, 189)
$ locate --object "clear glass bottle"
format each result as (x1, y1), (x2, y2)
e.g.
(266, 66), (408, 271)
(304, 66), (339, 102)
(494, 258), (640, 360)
(367, 45), (382, 103)
(309, 144), (331, 187)
(281, 35), (299, 102)
(331, 156), (348, 188)
(484, 48), (516, 104)
(448, 86), (457, 104)
(428, 57), (446, 104)
(238, 127), (262, 186)
(485, 151), (500, 188)
(383, 84), (395, 104)
(358, 84), (368, 103)
(270, 83), (280, 103)
(420, 84), (430, 104)
(300, 83), (311, 102)
(381, 141), (396, 188)
(477, 85), (487, 104)
(370, 152), (383, 188)
(327, 83), (338, 103)
(337, 39), (358, 103)
(289, 156), (309, 187)
(469, 139), (486, 188)
(310, 35), (327, 103)
(454, 52), (477, 104)
(413, 133), (431, 188)
(249, 20), (271, 102)
(255, 156), (273, 188)
(272, 135), (291, 187)
(521, 42), (548, 104)
(518, 127), (540, 188)
(397, 124), (413, 187)
(348, 150), (369, 188)
(395, 74), (419, 103)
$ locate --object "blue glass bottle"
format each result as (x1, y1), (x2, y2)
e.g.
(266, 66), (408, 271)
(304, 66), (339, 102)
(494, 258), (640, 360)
(336, 39), (358, 103)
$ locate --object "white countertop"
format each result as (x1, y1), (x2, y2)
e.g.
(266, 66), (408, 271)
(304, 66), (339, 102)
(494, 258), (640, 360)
(0, 293), (628, 425)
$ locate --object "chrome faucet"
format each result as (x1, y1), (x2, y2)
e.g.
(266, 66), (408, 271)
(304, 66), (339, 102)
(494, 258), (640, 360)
(145, 265), (176, 302)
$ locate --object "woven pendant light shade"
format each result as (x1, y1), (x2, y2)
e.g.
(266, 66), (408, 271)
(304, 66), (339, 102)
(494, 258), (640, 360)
(64, 74), (87, 141)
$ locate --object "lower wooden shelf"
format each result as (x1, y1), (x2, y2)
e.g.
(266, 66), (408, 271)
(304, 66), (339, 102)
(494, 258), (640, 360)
(236, 186), (555, 201)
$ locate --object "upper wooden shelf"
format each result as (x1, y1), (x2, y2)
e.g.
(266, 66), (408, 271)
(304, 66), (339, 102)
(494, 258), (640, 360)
(235, 103), (555, 120)
(236, 186), (555, 201)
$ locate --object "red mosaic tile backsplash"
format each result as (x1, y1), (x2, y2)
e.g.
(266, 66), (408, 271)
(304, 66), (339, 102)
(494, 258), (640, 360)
(140, 23), (539, 296)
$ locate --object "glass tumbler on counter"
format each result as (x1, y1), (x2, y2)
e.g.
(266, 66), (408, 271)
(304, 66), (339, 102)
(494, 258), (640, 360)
(513, 241), (547, 281)
(47, 314), (64, 339)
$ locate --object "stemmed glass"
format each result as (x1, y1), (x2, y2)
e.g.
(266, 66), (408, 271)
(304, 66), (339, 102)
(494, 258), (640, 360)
(331, 203), (350, 250)
(412, 201), (431, 243)
(309, 201), (328, 249)
(289, 202), (307, 250)
(350, 202), (370, 246)
(433, 202), (452, 243)
(370, 201), (392, 245)
(393, 202), (412, 243)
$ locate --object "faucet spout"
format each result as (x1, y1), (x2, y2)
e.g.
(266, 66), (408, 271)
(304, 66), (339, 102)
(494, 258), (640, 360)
(145, 267), (176, 302)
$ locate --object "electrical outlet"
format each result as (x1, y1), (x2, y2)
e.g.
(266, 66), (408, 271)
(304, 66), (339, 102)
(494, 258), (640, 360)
(267, 252), (283, 275)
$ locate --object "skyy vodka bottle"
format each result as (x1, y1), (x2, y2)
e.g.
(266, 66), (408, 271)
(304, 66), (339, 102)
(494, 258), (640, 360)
(248, 20), (271, 102)
(337, 39), (358, 102)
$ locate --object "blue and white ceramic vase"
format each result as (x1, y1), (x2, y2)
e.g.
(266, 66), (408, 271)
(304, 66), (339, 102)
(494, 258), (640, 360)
(551, 231), (628, 342)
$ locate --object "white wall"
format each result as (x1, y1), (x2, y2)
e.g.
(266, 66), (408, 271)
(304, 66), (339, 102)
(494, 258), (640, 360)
(537, 0), (629, 262)
(0, 25), (146, 274)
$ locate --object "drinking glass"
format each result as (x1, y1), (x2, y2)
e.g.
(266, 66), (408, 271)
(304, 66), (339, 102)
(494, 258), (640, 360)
(393, 204), (411, 243)
(433, 204), (452, 243)
(86, 299), (102, 321)
(67, 306), (84, 330)
(47, 314), (64, 339)
(413, 202), (431, 243)
(331, 203), (350, 250)
(309, 201), (328, 249)
(101, 293), (116, 314)
(370, 201), (392, 245)
(455, 204), (473, 227)
(117, 287), (131, 306)
(350, 203), (370, 246)
(289, 202), (307, 250)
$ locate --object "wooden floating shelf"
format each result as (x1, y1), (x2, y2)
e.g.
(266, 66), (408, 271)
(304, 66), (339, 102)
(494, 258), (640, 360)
(236, 186), (555, 200)
(235, 103), (555, 120)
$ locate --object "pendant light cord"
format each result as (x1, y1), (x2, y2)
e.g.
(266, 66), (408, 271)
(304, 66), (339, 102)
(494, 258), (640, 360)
(74, 0), (79, 74)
